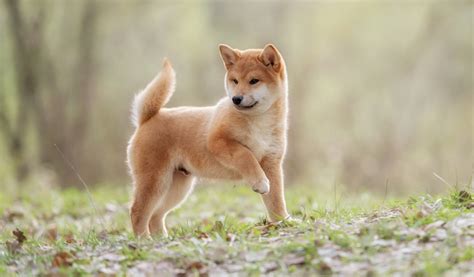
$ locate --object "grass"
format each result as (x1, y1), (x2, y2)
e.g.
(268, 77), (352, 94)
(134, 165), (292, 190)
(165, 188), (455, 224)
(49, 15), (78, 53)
(0, 183), (473, 276)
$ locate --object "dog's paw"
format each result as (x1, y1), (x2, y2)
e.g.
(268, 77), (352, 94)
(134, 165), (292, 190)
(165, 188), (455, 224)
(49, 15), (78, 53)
(251, 177), (270, 194)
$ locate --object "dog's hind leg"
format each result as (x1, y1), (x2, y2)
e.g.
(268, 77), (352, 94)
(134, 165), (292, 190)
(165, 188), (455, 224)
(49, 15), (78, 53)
(130, 166), (173, 238)
(149, 172), (195, 237)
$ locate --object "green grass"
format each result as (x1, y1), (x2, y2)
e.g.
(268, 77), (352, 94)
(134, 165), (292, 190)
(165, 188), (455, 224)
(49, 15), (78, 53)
(0, 183), (472, 275)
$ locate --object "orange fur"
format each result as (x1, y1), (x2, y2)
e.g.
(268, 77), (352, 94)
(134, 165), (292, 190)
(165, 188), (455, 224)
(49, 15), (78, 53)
(127, 44), (290, 238)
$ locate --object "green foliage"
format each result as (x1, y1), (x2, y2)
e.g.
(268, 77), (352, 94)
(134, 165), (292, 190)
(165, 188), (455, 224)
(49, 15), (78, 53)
(0, 185), (472, 275)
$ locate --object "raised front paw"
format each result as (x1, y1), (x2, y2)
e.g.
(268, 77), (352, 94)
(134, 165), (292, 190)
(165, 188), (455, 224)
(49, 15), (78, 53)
(251, 177), (270, 194)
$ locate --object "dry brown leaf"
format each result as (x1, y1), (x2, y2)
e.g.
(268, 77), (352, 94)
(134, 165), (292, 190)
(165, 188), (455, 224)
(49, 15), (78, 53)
(127, 243), (137, 250)
(255, 222), (279, 235)
(3, 210), (24, 222)
(184, 261), (207, 275)
(5, 240), (21, 254)
(314, 239), (325, 247)
(318, 260), (332, 272)
(46, 225), (58, 241)
(226, 233), (235, 242)
(13, 228), (27, 244)
(458, 191), (471, 202)
(197, 232), (210, 239)
(98, 230), (109, 240)
(104, 229), (121, 236)
(52, 251), (74, 268)
(416, 210), (428, 219)
(63, 233), (76, 244)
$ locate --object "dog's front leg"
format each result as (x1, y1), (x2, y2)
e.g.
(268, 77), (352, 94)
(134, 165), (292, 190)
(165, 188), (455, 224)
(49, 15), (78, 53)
(209, 138), (269, 194)
(260, 157), (289, 222)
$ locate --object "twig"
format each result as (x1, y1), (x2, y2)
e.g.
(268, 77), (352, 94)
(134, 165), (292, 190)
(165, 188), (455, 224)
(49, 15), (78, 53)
(54, 144), (106, 230)
(382, 179), (389, 206)
(454, 168), (459, 191)
(433, 172), (453, 189)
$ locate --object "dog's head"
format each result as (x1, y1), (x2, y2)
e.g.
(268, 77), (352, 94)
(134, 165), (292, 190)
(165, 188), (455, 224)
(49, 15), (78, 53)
(219, 44), (287, 114)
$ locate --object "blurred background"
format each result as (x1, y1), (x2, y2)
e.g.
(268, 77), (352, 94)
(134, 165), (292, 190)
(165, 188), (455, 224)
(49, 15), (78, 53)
(0, 0), (472, 196)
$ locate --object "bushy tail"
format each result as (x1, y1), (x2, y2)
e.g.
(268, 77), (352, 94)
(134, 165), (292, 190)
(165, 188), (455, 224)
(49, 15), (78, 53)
(131, 58), (176, 127)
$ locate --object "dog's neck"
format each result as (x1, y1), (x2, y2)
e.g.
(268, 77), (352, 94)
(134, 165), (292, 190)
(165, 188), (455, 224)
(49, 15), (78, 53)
(269, 93), (288, 117)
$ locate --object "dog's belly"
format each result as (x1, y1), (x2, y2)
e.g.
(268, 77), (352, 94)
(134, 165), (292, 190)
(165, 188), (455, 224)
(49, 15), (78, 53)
(184, 152), (242, 180)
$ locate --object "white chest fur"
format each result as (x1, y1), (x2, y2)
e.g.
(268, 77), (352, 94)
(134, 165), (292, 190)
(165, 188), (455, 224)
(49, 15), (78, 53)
(244, 112), (283, 161)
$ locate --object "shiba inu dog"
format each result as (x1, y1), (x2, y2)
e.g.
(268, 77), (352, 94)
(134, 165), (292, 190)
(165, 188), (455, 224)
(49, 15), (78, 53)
(127, 44), (290, 237)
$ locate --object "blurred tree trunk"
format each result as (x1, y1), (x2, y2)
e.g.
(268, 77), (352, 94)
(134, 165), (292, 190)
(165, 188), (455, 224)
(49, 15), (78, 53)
(2, 0), (45, 181)
(2, 0), (99, 186)
(36, 0), (98, 187)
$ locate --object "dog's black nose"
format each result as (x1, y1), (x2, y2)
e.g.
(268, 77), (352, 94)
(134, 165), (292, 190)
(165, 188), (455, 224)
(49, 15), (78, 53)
(232, 96), (243, 105)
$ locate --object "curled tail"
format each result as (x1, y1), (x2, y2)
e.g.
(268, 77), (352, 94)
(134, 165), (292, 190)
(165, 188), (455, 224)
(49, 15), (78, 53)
(131, 58), (176, 127)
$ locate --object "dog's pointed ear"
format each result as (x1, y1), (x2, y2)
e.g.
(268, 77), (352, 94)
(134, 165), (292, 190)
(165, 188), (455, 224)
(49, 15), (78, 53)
(258, 44), (282, 72)
(219, 44), (240, 70)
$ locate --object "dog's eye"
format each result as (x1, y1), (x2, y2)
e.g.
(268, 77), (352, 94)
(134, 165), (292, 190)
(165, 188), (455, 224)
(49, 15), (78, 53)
(232, 79), (238, 84)
(249, 79), (259, 85)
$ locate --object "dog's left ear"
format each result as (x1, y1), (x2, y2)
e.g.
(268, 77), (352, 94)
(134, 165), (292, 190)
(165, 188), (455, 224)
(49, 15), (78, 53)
(258, 44), (282, 72)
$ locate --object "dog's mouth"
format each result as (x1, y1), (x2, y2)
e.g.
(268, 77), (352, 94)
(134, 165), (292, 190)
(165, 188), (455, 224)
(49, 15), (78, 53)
(236, 101), (258, 110)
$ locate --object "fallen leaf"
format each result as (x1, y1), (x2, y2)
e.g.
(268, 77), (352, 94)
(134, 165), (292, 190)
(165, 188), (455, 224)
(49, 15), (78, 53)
(424, 220), (445, 231)
(225, 264), (244, 272)
(107, 229), (121, 235)
(458, 191), (471, 202)
(52, 251), (74, 268)
(213, 221), (225, 235)
(127, 243), (137, 250)
(3, 210), (24, 222)
(183, 261), (207, 275)
(102, 253), (126, 262)
(99, 230), (109, 240)
(100, 264), (121, 275)
(262, 261), (279, 273)
(13, 228), (27, 244)
(371, 239), (396, 248)
(317, 245), (340, 259)
(5, 241), (21, 254)
(314, 239), (325, 247)
(197, 232), (210, 239)
(46, 225), (58, 241)
(416, 210), (428, 219)
(244, 251), (268, 262)
(317, 260), (332, 273)
(458, 216), (474, 227)
(128, 261), (175, 276)
(431, 229), (448, 241)
(255, 222), (279, 235)
(284, 254), (306, 266)
(63, 233), (76, 244)
(226, 233), (235, 243)
(420, 234), (430, 243)
(206, 247), (228, 264)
